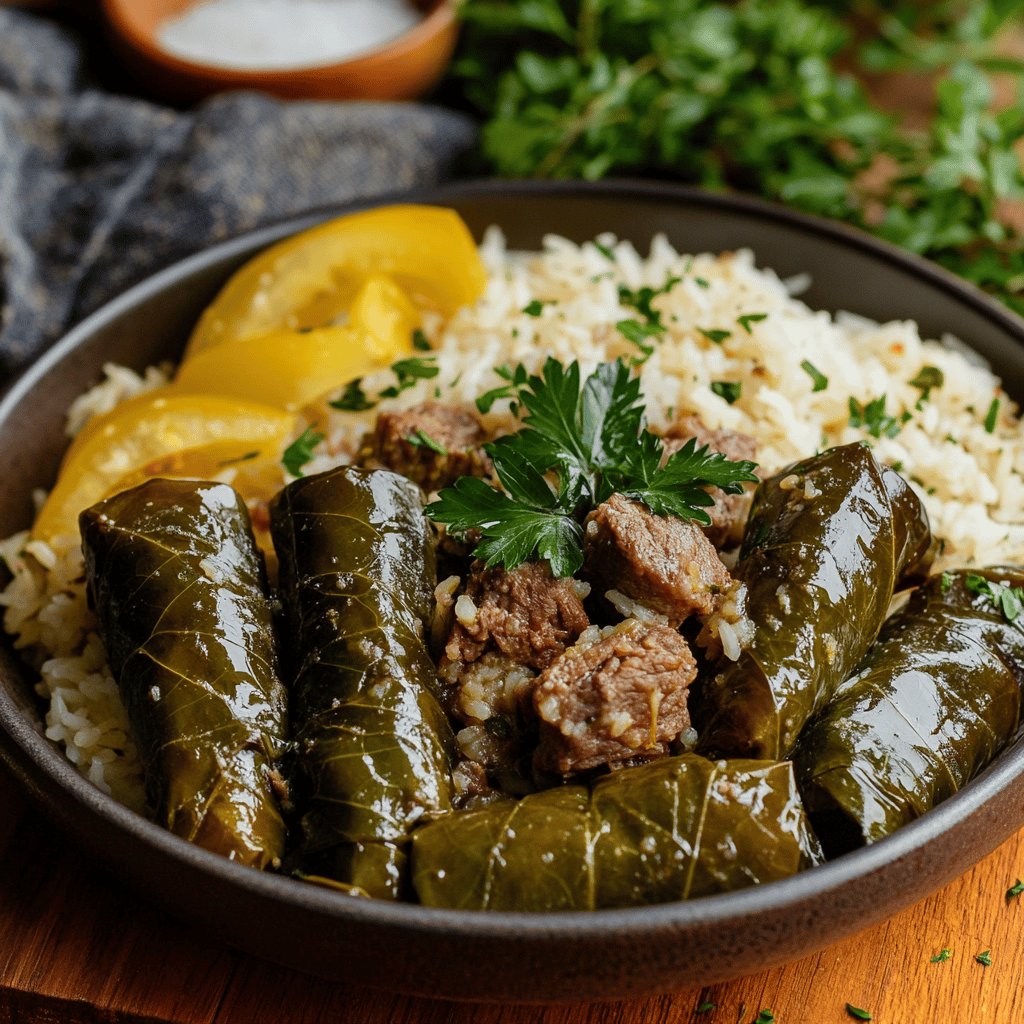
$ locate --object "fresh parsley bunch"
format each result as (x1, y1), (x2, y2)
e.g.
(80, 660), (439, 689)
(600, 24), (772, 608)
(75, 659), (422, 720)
(447, 0), (1024, 314)
(425, 358), (759, 576)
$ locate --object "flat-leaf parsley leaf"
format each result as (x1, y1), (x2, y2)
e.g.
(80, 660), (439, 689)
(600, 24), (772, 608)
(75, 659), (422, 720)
(426, 358), (758, 576)
(845, 1006), (872, 1021)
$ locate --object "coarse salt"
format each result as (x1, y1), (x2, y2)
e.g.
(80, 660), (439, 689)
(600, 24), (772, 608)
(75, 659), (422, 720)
(158, 0), (422, 71)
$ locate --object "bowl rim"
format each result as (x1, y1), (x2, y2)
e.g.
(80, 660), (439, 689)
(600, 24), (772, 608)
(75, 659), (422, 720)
(3, 176), (1024, 944)
(99, 0), (456, 82)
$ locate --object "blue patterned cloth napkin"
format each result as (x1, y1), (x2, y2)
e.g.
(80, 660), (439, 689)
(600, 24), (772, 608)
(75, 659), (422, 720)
(0, 9), (476, 381)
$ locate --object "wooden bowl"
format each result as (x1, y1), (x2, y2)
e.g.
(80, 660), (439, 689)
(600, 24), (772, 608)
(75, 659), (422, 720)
(2, 181), (1024, 1002)
(99, 0), (458, 102)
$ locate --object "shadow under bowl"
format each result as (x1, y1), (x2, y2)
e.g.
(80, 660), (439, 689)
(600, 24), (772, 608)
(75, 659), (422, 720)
(1, 179), (1023, 1003)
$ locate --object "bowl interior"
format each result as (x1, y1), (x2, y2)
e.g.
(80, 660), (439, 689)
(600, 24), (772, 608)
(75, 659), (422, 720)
(3, 180), (1024, 1001)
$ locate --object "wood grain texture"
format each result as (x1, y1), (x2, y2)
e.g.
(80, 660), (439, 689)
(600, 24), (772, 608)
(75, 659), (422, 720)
(2, 763), (1023, 1024)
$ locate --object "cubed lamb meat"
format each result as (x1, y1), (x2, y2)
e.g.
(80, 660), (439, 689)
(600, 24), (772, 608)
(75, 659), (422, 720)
(533, 620), (697, 774)
(441, 561), (590, 677)
(584, 493), (730, 624)
(363, 401), (491, 492)
(661, 414), (760, 548)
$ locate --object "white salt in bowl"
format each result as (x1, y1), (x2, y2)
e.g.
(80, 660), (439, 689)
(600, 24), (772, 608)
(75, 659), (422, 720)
(101, 0), (458, 102)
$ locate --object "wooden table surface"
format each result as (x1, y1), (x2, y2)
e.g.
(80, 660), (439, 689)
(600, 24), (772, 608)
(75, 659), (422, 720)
(2, 764), (1023, 1024)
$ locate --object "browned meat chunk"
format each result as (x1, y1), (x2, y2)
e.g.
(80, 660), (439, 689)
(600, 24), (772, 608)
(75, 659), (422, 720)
(364, 401), (490, 491)
(661, 414), (760, 548)
(442, 561), (590, 677)
(533, 620), (697, 774)
(584, 493), (730, 624)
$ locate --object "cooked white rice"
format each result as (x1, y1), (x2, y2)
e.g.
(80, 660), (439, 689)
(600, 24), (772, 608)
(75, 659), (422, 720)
(4, 229), (1023, 808)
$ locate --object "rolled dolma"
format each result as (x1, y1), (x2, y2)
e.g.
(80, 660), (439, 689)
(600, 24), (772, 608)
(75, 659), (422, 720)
(411, 754), (822, 910)
(80, 479), (288, 869)
(795, 567), (1024, 856)
(694, 443), (933, 760)
(270, 466), (455, 899)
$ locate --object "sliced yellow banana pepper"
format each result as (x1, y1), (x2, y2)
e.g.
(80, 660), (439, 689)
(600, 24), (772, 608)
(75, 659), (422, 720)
(173, 275), (419, 410)
(186, 204), (486, 355)
(33, 392), (294, 542)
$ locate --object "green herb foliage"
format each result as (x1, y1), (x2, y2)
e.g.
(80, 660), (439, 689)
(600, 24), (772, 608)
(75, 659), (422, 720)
(696, 1002), (716, 1014)
(909, 366), (944, 405)
(976, 949), (993, 966)
(412, 329), (432, 352)
(407, 429), (448, 455)
(476, 363), (530, 414)
(754, 1012), (775, 1024)
(329, 378), (377, 412)
(1006, 878), (1024, 901)
(737, 312), (768, 333)
(426, 358), (758, 576)
(845, 1006), (872, 1021)
(711, 380), (742, 404)
(848, 395), (912, 439)
(448, 1), (1024, 315)
(965, 573), (1024, 622)
(801, 360), (828, 392)
(930, 948), (953, 963)
(699, 327), (731, 345)
(379, 357), (439, 398)
(984, 397), (1001, 433)
(282, 425), (324, 477)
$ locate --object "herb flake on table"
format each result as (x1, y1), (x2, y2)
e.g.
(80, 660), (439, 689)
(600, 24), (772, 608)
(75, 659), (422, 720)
(754, 1011), (775, 1024)
(975, 949), (993, 967)
(696, 1001), (716, 1014)
(282, 425), (324, 477)
(845, 1006), (872, 1021)
(965, 573), (1024, 622)
(426, 357), (758, 576)
(801, 360), (828, 392)
(1007, 878), (1024, 901)
(930, 948), (953, 963)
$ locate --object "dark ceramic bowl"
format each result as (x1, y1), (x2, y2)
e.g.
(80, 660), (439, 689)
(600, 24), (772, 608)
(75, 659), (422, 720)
(2, 180), (1023, 1003)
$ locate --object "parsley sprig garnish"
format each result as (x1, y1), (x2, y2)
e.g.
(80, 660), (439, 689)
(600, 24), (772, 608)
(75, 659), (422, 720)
(426, 358), (758, 577)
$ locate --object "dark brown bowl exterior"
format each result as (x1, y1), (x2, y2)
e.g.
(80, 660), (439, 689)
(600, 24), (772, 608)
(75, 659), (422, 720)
(2, 181), (1024, 1003)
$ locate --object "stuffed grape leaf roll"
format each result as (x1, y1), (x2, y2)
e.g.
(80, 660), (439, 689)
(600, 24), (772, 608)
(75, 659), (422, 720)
(795, 567), (1024, 856)
(270, 466), (455, 899)
(694, 443), (933, 761)
(80, 478), (288, 869)
(411, 754), (822, 910)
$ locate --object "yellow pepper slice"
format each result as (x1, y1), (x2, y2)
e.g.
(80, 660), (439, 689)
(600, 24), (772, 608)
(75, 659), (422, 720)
(185, 205), (485, 355)
(33, 392), (294, 541)
(173, 275), (420, 410)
